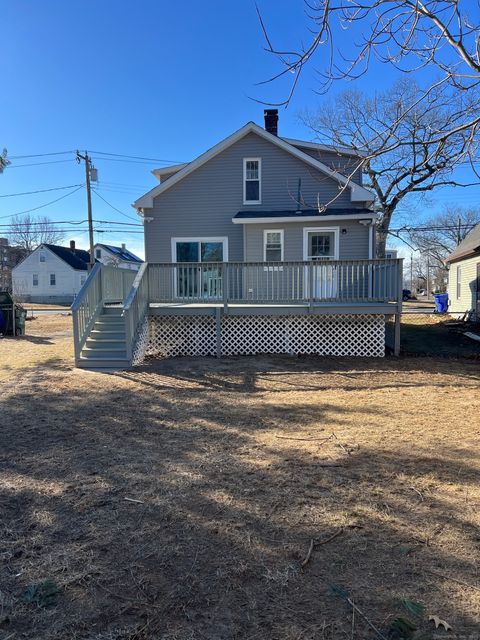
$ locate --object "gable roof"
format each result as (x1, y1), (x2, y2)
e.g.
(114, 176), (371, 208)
(96, 244), (143, 263)
(445, 223), (480, 263)
(41, 244), (90, 270)
(133, 122), (374, 210)
(281, 138), (366, 158)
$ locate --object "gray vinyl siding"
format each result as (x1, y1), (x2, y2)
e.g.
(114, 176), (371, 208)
(145, 132), (369, 263)
(294, 146), (363, 185)
(244, 220), (370, 262)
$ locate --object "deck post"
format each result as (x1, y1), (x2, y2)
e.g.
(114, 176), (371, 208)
(223, 262), (229, 313)
(394, 258), (403, 356)
(309, 261), (314, 312)
(215, 307), (222, 357)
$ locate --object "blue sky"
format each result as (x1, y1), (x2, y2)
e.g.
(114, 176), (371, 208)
(1, 0), (478, 258)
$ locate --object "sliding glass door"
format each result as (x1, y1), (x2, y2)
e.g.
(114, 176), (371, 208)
(174, 238), (226, 300)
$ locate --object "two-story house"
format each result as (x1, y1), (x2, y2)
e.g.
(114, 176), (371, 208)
(72, 111), (403, 368)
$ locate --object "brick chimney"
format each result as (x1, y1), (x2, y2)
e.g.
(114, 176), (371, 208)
(70, 240), (76, 252)
(264, 109), (279, 136)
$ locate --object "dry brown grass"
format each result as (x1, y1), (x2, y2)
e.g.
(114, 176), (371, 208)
(1, 315), (479, 639)
(0, 314), (73, 380)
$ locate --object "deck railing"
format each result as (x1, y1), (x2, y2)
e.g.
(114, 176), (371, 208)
(147, 259), (403, 306)
(123, 262), (149, 363)
(71, 263), (103, 361)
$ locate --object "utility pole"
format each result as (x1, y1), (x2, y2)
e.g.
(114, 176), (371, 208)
(76, 150), (96, 270)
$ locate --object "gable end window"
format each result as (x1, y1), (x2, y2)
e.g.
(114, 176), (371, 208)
(39, 252), (46, 262)
(456, 266), (462, 299)
(96, 249), (102, 259)
(50, 273), (56, 286)
(33, 273), (38, 286)
(243, 158), (261, 204)
(264, 230), (284, 262)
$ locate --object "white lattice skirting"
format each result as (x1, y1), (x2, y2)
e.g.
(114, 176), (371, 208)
(137, 314), (385, 362)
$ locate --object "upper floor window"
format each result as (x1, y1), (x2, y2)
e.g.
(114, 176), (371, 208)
(264, 230), (283, 262)
(50, 273), (56, 286)
(33, 273), (38, 286)
(243, 158), (261, 204)
(95, 249), (102, 259)
(39, 252), (46, 262)
(80, 275), (86, 286)
(456, 266), (461, 299)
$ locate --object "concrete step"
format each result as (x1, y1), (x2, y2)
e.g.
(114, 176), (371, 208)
(81, 347), (127, 360)
(85, 338), (126, 349)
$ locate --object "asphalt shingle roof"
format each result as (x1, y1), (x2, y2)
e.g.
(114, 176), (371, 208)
(446, 223), (480, 263)
(233, 208), (375, 220)
(44, 244), (91, 270)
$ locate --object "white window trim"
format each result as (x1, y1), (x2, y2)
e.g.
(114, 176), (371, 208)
(263, 229), (284, 269)
(243, 157), (262, 205)
(33, 273), (39, 286)
(456, 265), (462, 299)
(302, 227), (340, 261)
(170, 237), (229, 262)
(39, 251), (46, 262)
(50, 273), (56, 286)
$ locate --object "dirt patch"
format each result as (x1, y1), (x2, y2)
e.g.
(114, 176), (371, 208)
(1, 318), (480, 639)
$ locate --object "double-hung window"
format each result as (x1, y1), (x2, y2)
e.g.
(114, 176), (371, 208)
(33, 273), (38, 287)
(39, 252), (46, 263)
(264, 230), (283, 262)
(264, 230), (284, 271)
(243, 158), (261, 204)
(457, 266), (462, 299)
(50, 273), (56, 286)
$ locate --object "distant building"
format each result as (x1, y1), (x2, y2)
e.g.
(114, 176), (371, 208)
(93, 243), (143, 270)
(12, 241), (90, 304)
(0, 238), (28, 291)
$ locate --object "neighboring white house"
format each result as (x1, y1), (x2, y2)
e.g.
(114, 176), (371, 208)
(12, 241), (90, 304)
(93, 243), (143, 270)
(446, 223), (480, 320)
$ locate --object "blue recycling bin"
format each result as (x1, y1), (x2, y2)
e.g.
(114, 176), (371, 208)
(434, 293), (449, 313)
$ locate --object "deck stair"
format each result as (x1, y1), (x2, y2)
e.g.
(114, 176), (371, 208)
(77, 306), (129, 369)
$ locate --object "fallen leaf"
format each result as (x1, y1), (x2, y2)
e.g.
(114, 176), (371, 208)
(429, 615), (452, 631)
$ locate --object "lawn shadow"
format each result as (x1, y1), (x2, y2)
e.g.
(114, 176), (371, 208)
(0, 357), (479, 639)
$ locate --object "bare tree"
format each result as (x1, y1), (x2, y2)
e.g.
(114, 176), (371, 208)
(8, 214), (65, 253)
(260, 1), (480, 112)
(0, 149), (9, 173)
(300, 79), (479, 255)
(406, 204), (479, 263)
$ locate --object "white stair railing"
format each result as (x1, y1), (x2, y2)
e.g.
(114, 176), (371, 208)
(122, 263), (149, 365)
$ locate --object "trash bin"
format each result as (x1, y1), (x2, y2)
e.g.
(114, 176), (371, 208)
(434, 293), (449, 313)
(0, 291), (26, 335)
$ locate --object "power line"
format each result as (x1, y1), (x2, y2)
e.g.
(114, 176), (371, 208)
(90, 150), (185, 163)
(0, 184), (83, 198)
(8, 151), (75, 160)
(92, 189), (139, 221)
(0, 185), (84, 220)
(5, 159), (77, 169)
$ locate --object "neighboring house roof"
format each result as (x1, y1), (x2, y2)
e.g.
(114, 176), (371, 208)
(43, 244), (91, 270)
(96, 244), (143, 263)
(445, 223), (480, 263)
(134, 122), (374, 210)
(232, 208), (375, 223)
(151, 163), (189, 179)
